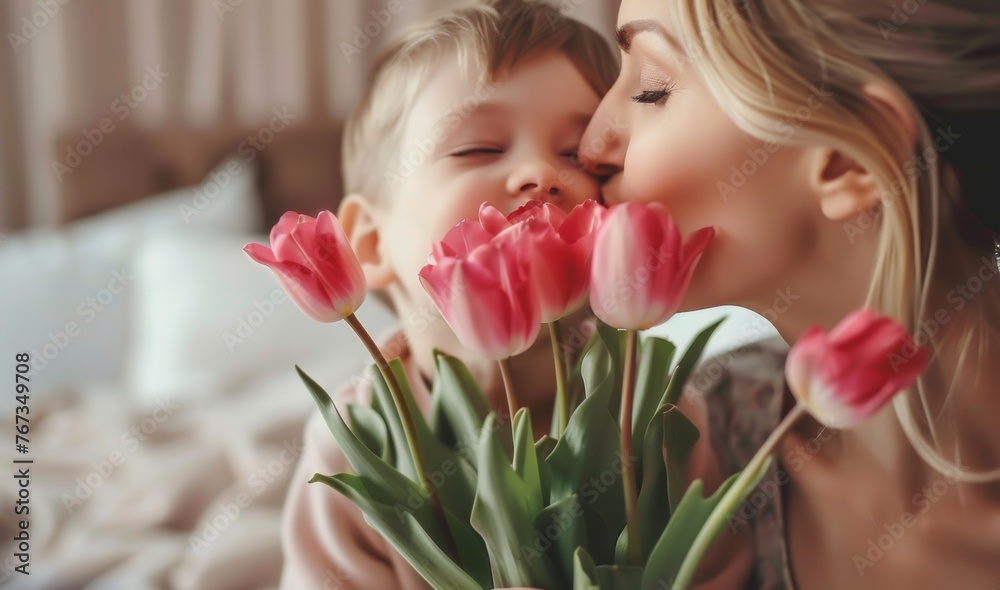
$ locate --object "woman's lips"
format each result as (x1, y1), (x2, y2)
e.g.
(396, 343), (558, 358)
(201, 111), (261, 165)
(599, 175), (622, 205)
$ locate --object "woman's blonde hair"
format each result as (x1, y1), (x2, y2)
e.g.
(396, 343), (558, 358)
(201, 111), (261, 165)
(668, 0), (1000, 481)
(342, 0), (619, 204)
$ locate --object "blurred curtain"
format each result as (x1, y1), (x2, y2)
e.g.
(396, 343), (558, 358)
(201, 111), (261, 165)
(0, 0), (616, 230)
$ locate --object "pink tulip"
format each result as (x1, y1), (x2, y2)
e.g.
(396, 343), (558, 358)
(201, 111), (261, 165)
(529, 200), (605, 322)
(785, 309), (929, 428)
(419, 219), (541, 361)
(589, 202), (714, 330)
(244, 210), (366, 322)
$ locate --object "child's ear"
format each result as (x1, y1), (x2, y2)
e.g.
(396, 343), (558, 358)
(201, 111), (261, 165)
(338, 193), (396, 290)
(807, 81), (916, 222)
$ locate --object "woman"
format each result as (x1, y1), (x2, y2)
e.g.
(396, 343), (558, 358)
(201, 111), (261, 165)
(579, 0), (1000, 588)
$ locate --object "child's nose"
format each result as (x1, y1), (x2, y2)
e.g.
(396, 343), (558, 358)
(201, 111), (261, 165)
(506, 161), (563, 202)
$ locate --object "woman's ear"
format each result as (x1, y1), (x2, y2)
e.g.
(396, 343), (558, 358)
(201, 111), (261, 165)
(338, 193), (396, 290)
(808, 81), (917, 222)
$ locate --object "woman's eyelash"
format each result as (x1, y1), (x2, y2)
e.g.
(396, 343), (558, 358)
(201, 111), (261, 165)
(631, 82), (676, 105)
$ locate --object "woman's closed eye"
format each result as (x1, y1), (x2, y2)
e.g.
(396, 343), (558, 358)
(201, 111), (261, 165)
(631, 81), (677, 106)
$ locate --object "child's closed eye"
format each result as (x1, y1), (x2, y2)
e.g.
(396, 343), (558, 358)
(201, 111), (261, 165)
(450, 147), (505, 157)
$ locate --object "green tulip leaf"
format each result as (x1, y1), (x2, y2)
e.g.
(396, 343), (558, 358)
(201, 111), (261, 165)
(533, 495), (587, 588)
(573, 547), (600, 590)
(661, 316), (726, 408)
(346, 403), (389, 462)
(633, 405), (672, 562)
(545, 345), (627, 540)
(595, 319), (626, 415)
(471, 414), (557, 589)
(595, 564), (645, 589)
(311, 472), (486, 590)
(297, 366), (431, 517)
(631, 336), (676, 449)
(370, 359), (479, 522)
(639, 461), (769, 590)
(662, 405), (701, 514)
(534, 435), (558, 504)
(512, 408), (544, 516)
(432, 350), (510, 465)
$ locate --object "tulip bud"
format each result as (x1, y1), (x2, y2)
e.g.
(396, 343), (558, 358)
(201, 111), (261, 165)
(785, 309), (929, 429)
(244, 210), (366, 322)
(590, 202), (714, 330)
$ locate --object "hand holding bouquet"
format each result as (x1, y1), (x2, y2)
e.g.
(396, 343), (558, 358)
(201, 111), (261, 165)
(245, 201), (928, 589)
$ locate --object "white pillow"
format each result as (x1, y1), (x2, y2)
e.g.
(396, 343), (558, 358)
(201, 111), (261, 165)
(0, 157), (263, 400)
(123, 231), (398, 403)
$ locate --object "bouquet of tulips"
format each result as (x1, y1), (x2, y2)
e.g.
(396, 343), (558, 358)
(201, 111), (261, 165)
(245, 200), (929, 590)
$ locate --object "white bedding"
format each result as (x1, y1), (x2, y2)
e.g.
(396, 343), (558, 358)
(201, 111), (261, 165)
(0, 336), (388, 590)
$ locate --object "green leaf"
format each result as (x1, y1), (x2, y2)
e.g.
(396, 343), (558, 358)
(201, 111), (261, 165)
(370, 359), (479, 522)
(661, 317), (726, 408)
(471, 414), (557, 589)
(534, 435), (558, 505)
(296, 366), (431, 519)
(533, 495), (587, 588)
(662, 405), (700, 514)
(365, 390), (397, 467)
(595, 564), (645, 589)
(633, 405), (670, 562)
(631, 336), (676, 448)
(366, 363), (419, 480)
(671, 456), (774, 589)
(432, 350), (508, 466)
(544, 355), (627, 541)
(311, 473), (486, 590)
(512, 408), (543, 517)
(573, 547), (600, 590)
(639, 474), (740, 590)
(346, 403), (389, 461)
(595, 320), (625, 416)
(613, 525), (629, 566)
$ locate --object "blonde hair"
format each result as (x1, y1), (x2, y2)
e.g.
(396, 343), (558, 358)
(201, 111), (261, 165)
(342, 0), (619, 204)
(667, 0), (1000, 481)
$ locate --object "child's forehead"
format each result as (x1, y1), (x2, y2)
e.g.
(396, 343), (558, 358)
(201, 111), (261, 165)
(405, 52), (597, 127)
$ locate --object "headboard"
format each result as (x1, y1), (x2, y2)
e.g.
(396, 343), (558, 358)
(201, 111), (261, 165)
(54, 116), (345, 229)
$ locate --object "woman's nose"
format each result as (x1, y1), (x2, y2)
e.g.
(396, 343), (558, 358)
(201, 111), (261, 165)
(579, 102), (627, 179)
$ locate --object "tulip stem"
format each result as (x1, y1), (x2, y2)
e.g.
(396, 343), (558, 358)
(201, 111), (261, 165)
(672, 403), (807, 589)
(344, 313), (460, 566)
(548, 320), (569, 437)
(620, 329), (641, 566)
(497, 358), (518, 436)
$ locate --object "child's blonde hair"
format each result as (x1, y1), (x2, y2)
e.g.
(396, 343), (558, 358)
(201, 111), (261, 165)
(668, 0), (1000, 481)
(342, 0), (619, 205)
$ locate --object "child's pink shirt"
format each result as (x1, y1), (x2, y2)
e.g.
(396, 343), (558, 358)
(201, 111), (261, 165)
(280, 330), (434, 590)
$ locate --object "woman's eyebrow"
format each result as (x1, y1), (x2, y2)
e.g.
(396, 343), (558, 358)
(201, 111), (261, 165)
(616, 19), (683, 54)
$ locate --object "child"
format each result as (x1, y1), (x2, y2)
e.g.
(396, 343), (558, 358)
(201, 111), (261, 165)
(580, 0), (1000, 588)
(278, 2), (743, 589)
